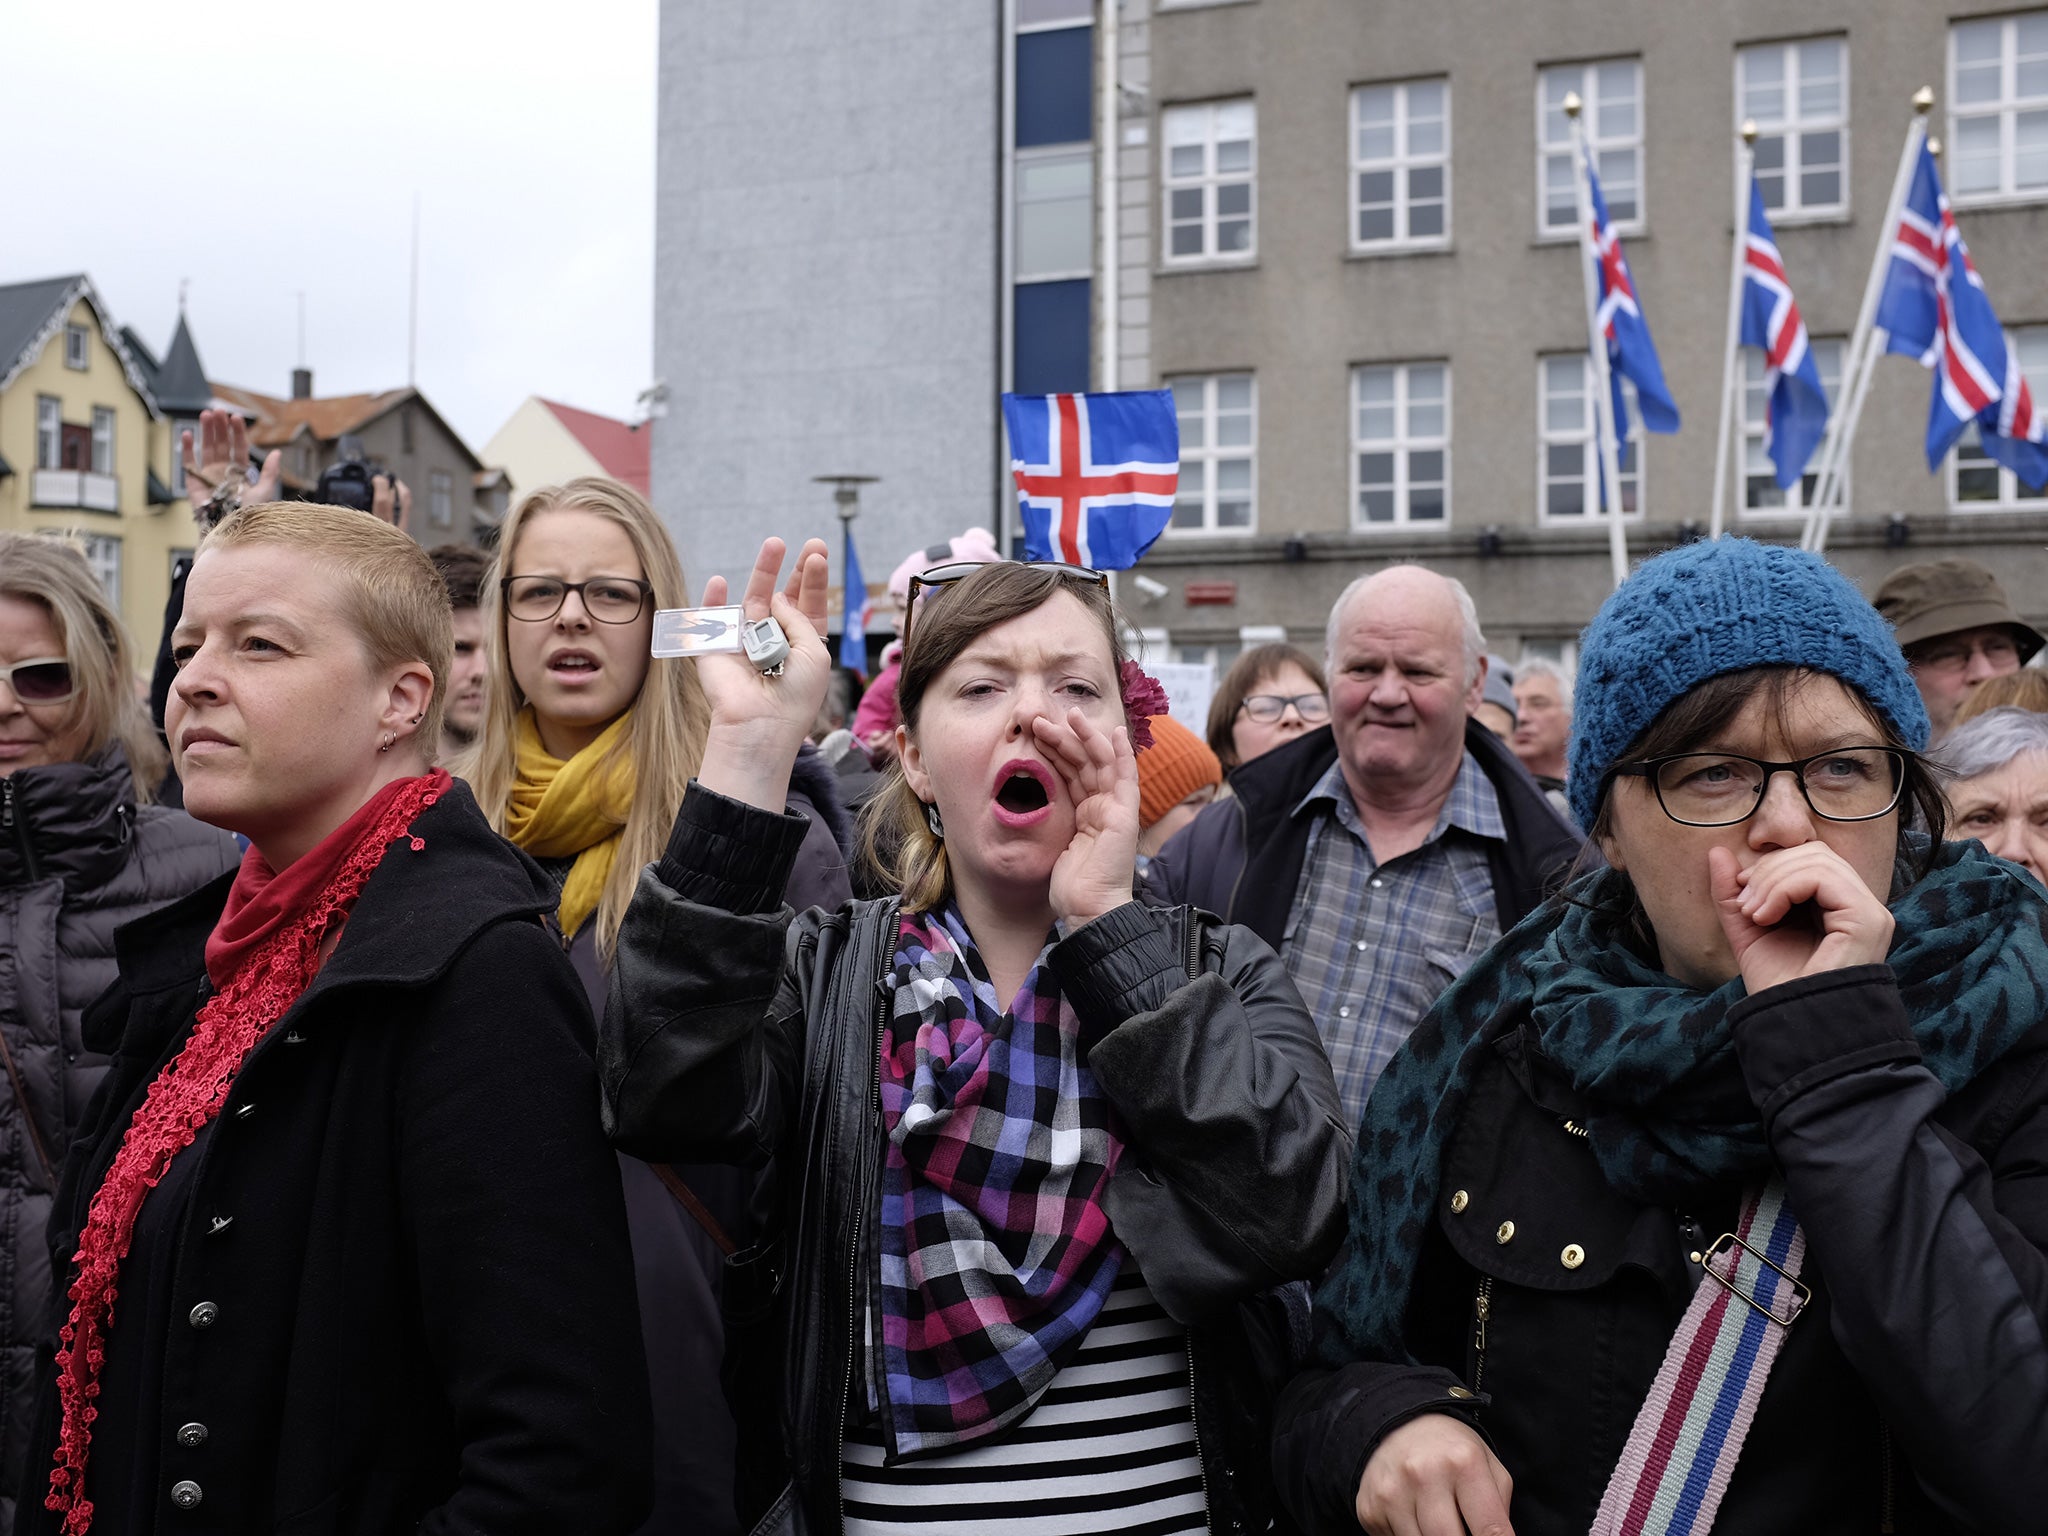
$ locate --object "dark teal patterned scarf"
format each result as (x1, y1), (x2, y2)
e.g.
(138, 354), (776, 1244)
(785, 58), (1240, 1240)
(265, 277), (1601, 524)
(1316, 839), (2048, 1366)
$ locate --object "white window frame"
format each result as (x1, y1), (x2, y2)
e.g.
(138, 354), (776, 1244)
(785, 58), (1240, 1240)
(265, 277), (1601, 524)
(1736, 38), (1849, 223)
(429, 470), (454, 528)
(1161, 99), (1256, 266)
(1949, 324), (2048, 506)
(64, 323), (89, 370)
(1172, 639), (1243, 671)
(1538, 59), (1645, 241)
(1014, 0), (1092, 29)
(35, 396), (61, 470)
(1350, 78), (1451, 253)
(81, 535), (121, 608)
(1949, 13), (2048, 206)
(90, 407), (115, 476)
(1740, 336), (1846, 517)
(1537, 353), (1644, 525)
(1014, 144), (1095, 281)
(1167, 373), (1256, 534)
(1352, 361), (1451, 529)
(169, 419), (191, 498)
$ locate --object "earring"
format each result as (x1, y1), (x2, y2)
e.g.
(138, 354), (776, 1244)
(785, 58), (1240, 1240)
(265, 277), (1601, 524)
(925, 802), (944, 839)
(379, 733), (395, 754)
(411, 713), (423, 724)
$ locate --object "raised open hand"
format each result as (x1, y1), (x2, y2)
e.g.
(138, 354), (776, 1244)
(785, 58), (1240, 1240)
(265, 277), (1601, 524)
(692, 536), (833, 813)
(1031, 706), (1140, 927)
(371, 474), (413, 533)
(1708, 842), (1895, 995)
(181, 409), (282, 533)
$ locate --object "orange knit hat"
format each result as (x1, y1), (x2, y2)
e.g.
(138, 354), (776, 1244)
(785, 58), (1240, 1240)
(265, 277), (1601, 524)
(1136, 714), (1223, 830)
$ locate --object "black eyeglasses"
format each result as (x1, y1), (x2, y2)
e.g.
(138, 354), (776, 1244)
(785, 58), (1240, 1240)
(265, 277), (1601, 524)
(501, 575), (653, 625)
(1240, 692), (1329, 725)
(901, 561), (1109, 651)
(1611, 748), (1909, 828)
(0, 657), (74, 705)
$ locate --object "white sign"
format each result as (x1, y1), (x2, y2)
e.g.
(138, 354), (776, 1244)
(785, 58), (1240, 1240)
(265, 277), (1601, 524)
(1148, 661), (1216, 731)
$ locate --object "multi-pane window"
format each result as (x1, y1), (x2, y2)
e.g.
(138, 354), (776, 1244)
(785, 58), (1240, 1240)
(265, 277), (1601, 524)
(82, 535), (121, 608)
(1169, 374), (1255, 532)
(64, 324), (89, 370)
(1539, 60), (1643, 235)
(1353, 362), (1449, 526)
(1743, 338), (1845, 512)
(1015, 148), (1093, 279)
(36, 397), (60, 470)
(1951, 14), (2048, 201)
(1538, 354), (1642, 520)
(1163, 100), (1255, 262)
(90, 408), (115, 476)
(1173, 640), (1242, 672)
(429, 470), (454, 528)
(1739, 39), (1847, 217)
(1352, 79), (1450, 250)
(169, 420), (192, 497)
(1954, 326), (2048, 504)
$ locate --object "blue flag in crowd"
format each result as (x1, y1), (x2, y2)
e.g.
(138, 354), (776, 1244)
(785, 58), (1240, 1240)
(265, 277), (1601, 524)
(1874, 136), (2048, 484)
(1585, 159), (1680, 460)
(1738, 176), (1830, 489)
(839, 525), (869, 671)
(1002, 390), (1178, 570)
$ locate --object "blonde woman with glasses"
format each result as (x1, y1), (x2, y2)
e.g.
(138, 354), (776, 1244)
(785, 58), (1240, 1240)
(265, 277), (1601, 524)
(457, 478), (851, 1536)
(0, 534), (239, 1527)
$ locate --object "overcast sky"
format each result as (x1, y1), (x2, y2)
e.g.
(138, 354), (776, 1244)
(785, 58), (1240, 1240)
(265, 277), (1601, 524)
(0, 0), (657, 451)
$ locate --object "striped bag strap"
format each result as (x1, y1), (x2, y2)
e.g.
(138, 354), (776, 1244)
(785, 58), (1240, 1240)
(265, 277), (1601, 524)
(1588, 1177), (1810, 1536)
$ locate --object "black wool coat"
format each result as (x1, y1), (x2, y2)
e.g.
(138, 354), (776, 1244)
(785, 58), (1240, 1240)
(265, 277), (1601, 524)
(15, 782), (652, 1536)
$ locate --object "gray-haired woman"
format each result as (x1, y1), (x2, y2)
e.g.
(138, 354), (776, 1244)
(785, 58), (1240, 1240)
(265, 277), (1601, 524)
(1930, 703), (2048, 881)
(0, 534), (239, 1525)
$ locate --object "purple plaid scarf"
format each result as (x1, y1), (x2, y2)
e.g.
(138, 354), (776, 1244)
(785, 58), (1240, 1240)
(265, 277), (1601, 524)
(873, 906), (1125, 1460)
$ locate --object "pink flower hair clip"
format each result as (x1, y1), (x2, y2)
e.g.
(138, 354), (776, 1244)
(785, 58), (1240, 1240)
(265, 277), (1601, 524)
(1119, 660), (1170, 753)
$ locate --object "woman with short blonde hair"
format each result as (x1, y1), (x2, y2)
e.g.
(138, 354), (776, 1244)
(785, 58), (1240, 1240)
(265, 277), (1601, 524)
(19, 502), (650, 1536)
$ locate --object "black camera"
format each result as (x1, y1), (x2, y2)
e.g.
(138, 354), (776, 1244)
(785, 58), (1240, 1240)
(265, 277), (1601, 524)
(316, 435), (391, 514)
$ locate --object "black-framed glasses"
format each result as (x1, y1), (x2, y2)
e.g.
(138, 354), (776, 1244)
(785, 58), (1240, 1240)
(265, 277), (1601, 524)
(501, 575), (653, 625)
(1612, 748), (1909, 828)
(0, 657), (74, 705)
(1240, 692), (1329, 725)
(901, 561), (1108, 651)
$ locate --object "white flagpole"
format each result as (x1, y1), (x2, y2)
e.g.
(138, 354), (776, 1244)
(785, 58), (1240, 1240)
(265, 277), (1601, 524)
(1710, 123), (1759, 540)
(1567, 94), (1631, 590)
(1803, 88), (1936, 552)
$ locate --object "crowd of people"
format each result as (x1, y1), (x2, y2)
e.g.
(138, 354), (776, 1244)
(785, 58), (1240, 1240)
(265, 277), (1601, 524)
(1, 413), (2046, 1534)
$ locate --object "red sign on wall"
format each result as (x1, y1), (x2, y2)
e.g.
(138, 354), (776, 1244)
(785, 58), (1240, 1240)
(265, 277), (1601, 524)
(1185, 581), (1237, 606)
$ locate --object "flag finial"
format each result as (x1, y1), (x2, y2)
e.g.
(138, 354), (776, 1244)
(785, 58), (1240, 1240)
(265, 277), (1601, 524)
(1912, 85), (1935, 114)
(1562, 90), (1583, 119)
(1740, 118), (1758, 146)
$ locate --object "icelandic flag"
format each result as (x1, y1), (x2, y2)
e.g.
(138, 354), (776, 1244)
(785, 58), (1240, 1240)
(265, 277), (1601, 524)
(1739, 175), (1830, 488)
(839, 526), (870, 671)
(1873, 137), (2039, 475)
(1586, 158), (1681, 459)
(1001, 390), (1178, 570)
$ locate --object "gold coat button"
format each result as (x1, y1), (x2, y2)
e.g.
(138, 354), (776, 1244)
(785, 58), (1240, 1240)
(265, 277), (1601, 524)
(1449, 1190), (1470, 1214)
(1446, 1386), (1475, 1400)
(1561, 1244), (1586, 1270)
(1495, 1220), (1515, 1244)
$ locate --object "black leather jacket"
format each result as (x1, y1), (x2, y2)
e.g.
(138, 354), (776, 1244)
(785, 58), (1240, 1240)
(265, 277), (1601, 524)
(600, 784), (1352, 1536)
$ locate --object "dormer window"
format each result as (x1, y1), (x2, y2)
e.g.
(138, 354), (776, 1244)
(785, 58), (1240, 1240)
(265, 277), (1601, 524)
(64, 324), (88, 370)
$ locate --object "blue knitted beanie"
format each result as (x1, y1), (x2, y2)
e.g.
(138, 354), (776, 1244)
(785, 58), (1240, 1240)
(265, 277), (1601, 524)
(1568, 538), (1928, 830)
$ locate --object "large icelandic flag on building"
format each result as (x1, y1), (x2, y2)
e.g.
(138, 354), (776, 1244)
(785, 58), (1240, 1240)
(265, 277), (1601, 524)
(1001, 390), (1178, 569)
(1739, 175), (1830, 489)
(1586, 160), (1681, 454)
(839, 526), (870, 671)
(1874, 136), (2047, 483)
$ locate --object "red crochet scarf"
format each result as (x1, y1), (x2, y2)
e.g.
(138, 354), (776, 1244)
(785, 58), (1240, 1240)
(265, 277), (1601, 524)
(44, 770), (448, 1534)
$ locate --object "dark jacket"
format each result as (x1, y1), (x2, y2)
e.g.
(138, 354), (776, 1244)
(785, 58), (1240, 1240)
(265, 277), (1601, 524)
(17, 782), (652, 1536)
(1271, 967), (2048, 1534)
(599, 784), (1353, 1536)
(1144, 720), (1584, 945)
(0, 751), (236, 1527)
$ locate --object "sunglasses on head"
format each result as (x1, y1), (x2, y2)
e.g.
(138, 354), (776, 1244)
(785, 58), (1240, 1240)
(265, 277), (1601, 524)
(0, 657), (74, 706)
(901, 561), (1108, 651)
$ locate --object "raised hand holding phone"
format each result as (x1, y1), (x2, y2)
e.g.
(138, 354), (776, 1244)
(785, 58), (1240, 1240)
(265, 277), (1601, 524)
(692, 536), (832, 814)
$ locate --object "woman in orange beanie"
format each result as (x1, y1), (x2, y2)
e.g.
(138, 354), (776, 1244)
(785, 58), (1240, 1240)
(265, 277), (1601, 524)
(1136, 713), (1223, 869)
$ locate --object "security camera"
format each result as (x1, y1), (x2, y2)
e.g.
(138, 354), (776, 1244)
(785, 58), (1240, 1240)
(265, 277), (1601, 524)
(1130, 574), (1169, 601)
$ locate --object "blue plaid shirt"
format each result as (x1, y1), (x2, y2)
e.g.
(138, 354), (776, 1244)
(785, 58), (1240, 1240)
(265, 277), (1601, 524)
(1283, 753), (1505, 1128)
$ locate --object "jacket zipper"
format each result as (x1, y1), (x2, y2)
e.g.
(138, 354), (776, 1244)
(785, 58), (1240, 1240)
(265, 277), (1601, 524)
(1, 779), (41, 883)
(1183, 908), (1203, 982)
(1187, 1329), (1213, 1531)
(1472, 1277), (1494, 1394)
(837, 925), (892, 1534)
(1878, 1420), (1895, 1532)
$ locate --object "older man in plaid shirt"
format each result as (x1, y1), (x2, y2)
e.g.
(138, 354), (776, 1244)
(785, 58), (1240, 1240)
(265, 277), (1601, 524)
(1146, 567), (1582, 1126)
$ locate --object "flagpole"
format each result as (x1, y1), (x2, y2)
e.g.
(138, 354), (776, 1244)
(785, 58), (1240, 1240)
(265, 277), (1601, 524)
(1711, 123), (1759, 540)
(1566, 94), (1631, 590)
(1803, 88), (1936, 552)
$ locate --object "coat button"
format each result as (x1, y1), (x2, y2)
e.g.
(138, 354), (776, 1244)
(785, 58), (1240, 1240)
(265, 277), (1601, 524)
(188, 1301), (219, 1329)
(176, 1422), (208, 1448)
(1495, 1221), (1515, 1245)
(207, 1216), (234, 1237)
(234, 1103), (256, 1119)
(170, 1480), (203, 1509)
(1449, 1190), (1469, 1214)
(1561, 1244), (1586, 1270)
(1446, 1385), (1476, 1400)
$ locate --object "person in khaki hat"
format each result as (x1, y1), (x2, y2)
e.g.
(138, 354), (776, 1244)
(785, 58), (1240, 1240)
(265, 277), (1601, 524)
(1873, 557), (2046, 740)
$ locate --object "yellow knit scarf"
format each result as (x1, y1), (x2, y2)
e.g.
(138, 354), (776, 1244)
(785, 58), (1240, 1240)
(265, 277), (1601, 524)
(505, 709), (634, 941)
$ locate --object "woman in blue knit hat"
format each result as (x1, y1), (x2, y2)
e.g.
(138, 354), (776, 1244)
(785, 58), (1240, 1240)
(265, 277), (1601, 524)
(1271, 538), (2048, 1535)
